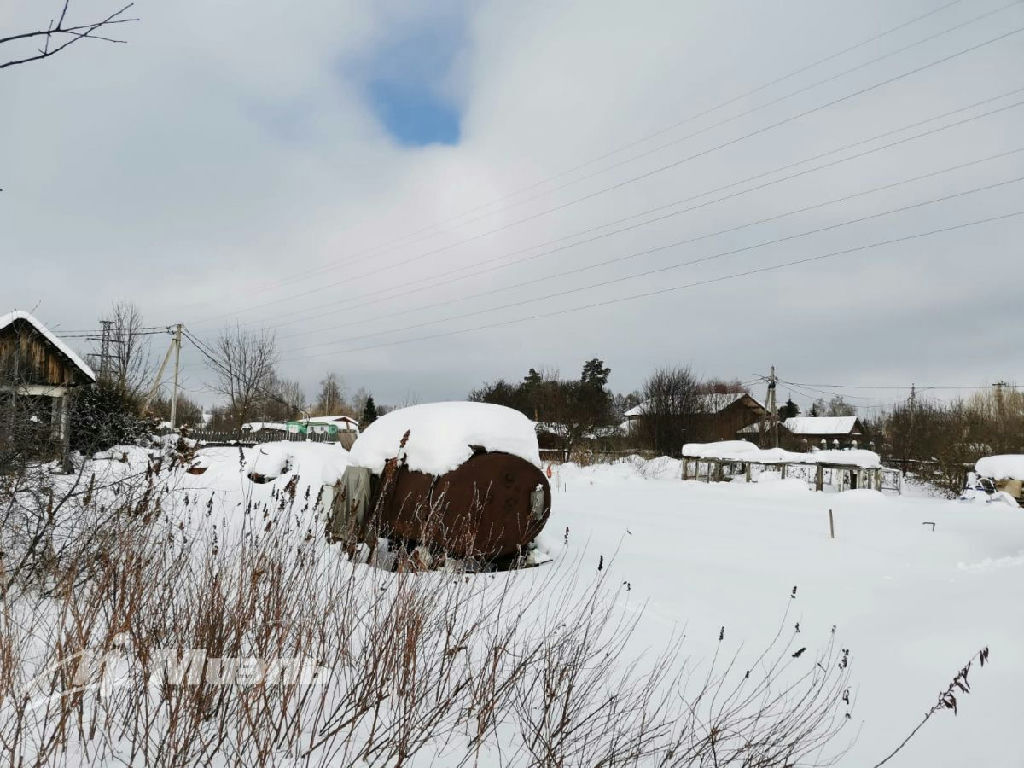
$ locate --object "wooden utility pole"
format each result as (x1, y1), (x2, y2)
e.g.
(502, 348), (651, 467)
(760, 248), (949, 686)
(170, 323), (183, 429)
(766, 365), (779, 448)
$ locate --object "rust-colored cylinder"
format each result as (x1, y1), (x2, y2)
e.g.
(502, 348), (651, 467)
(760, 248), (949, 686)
(375, 451), (551, 560)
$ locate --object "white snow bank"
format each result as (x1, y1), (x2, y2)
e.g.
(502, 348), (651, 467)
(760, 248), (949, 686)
(348, 402), (541, 475)
(976, 455), (1024, 481)
(240, 442), (350, 486)
(683, 440), (881, 469)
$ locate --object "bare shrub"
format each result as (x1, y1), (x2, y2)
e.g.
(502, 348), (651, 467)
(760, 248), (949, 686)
(0, 456), (862, 766)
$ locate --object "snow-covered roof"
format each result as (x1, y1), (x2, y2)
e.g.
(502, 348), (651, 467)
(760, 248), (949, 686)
(703, 392), (763, 410)
(783, 416), (860, 435)
(0, 310), (96, 382)
(683, 439), (881, 469)
(298, 414), (359, 427)
(625, 392), (762, 418)
(348, 401), (541, 475)
(242, 421), (287, 432)
(976, 455), (1024, 482)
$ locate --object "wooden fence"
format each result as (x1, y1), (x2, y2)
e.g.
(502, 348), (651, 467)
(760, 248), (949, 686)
(184, 430), (357, 450)
(681, 456), (902, 494)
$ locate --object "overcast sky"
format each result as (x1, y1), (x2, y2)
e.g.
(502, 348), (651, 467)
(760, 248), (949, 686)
(2, 0), (1022, 412)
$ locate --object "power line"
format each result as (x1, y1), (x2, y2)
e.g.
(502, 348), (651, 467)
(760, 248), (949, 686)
(409, 1), (1021, 238)
(781, 380), (1007, 390)
(221, 0), (979, 301)
(271, 209), (1023, 363)
(189, 86), (1024, 333)
(280, 175), (1024, 352)
(276, 151), (1024, 342)
(188, 21), (1024, 328)
(259, 98), (1024, 336)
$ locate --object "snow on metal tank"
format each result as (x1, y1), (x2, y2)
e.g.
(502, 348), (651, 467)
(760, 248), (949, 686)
(328, 403), (552, 562)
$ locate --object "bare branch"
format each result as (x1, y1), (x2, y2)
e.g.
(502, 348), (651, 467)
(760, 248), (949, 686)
(0, 2), (136, 71)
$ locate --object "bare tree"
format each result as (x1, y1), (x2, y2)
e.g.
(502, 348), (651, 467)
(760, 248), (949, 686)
(255, 374), (305, 422)
(637, 367), (703, 455)
(350, 386), (371, 419)
(0, 1), (136, 71)
(209, 325), (277, 429)
(314, 373), (346, 416)
(151, 393), (202, 428)
(105, 301), (152, 398)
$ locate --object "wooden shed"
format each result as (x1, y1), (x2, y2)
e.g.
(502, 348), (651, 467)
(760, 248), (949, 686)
(0, 311), (96, 464)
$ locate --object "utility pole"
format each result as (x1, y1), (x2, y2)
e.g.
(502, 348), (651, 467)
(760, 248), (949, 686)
(140, 326), (179, 418)
(99, 319), (113, 380)
(993, 380), (1008, 452)
(765, 365), (779, 448)
(908, 383), (916, 460)
(88, 319), (115, 382)
(170, 323), (183, 429)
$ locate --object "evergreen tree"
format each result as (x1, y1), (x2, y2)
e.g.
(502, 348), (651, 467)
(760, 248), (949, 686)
(361, 395), (378, 426)
(778, 397), (800, 420)
(580, 358), (611, 389)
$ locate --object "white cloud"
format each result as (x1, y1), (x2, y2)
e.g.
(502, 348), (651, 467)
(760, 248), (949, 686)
(1, 0), (1022, 407)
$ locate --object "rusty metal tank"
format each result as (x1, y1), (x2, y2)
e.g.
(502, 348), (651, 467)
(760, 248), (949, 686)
(375, 450), (551, 560)
(327, 402), (552, 564)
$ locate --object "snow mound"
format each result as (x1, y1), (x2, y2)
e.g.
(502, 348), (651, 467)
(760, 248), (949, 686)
(976, 455), (1024, 481)
(683, 440), (881, 468)
(348, 402), (541, 476)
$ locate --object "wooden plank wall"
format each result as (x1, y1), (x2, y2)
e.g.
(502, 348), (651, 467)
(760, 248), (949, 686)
(0, 321), (82, 387)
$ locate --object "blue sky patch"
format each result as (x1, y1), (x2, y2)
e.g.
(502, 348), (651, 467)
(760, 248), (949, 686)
(368, 78), (461, 146)
(353, 7), (466, 147)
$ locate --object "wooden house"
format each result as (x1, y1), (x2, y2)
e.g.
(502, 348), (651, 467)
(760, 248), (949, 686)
(0, 311), (96, 463)
(286, 415), (360, 448)
(624, 392), (768, 443)
(781, 416), (865, 449)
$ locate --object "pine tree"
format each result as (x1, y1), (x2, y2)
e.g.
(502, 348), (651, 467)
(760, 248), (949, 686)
(778, 397), (800, 420)
(362, 395), (378, 426)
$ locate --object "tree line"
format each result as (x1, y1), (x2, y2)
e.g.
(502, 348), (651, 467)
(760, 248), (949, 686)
(60, 304), (388, 445)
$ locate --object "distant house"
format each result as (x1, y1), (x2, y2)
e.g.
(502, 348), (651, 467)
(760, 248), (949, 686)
(624, 392), (768, 442)
(782, 416), (865, 449)
(286, 415), (360, 448)
(0, 310), (96, 463)
(241, 421), (288, 436)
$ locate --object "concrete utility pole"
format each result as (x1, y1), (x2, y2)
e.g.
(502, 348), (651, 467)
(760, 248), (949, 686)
(141, 326), (179, 418)
(908, 383), (916, 459)
(170, 323), (183, 429)
(993, 380), (1009, 451)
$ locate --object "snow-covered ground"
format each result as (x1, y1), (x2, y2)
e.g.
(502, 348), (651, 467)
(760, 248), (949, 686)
(544, 458), (1024, 768)
(72, 445), (1024, 766)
